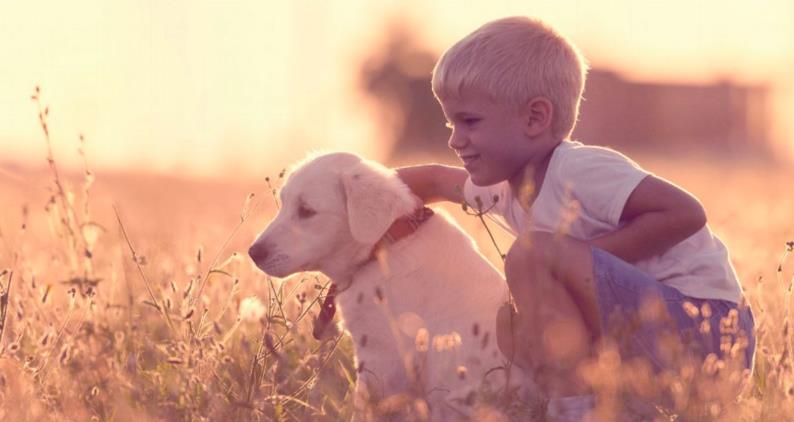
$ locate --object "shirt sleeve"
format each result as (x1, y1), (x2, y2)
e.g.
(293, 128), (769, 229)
(557, 146), (651, 226)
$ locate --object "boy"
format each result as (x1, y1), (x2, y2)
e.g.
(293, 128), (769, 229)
(396, 16), (755, 421)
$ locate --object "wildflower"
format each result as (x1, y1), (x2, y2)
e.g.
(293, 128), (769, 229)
(415, 328), (429, 352)
(374, 287), (385, 303)
(414, 399), (430, 419)
(59, 346), (71, 365)
(239, 296), (265, 323)
(709, 403), (721, 417)
(457, 365), (467, 380)
(432, 331), (462, 352)
(700, 302), (712, 318)
(264, 332), (278, 355)
(682, 301), (699, 319)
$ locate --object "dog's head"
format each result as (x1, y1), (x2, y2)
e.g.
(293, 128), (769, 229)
(248, 152), (420, 278)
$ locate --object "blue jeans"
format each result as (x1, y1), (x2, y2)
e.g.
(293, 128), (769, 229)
(591, 246), (755, 418)
(592, 246), (755, 370)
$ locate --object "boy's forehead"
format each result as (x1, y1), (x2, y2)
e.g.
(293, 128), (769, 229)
(440, 92), (507, 116)
(440, 92), (482, 109)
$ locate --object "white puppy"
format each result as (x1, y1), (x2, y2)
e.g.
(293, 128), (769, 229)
(249, 152), (529, 420)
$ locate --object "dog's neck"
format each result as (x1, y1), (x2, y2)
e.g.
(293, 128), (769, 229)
(320, 207), (435, 287)
(312, 207), (435, 341)
(317, 241), (371, 287)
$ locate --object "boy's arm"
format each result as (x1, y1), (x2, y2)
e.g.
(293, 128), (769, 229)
(395, 164), (468, 205)
(590, 175), (707, 263)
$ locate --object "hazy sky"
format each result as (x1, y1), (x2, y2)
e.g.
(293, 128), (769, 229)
(2, 0), (793, 177)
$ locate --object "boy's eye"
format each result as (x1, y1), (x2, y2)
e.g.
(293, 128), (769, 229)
(445, 118), (479, 129)
(297, 205), (316, 219)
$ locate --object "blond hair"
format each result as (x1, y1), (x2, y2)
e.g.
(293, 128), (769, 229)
(432, 16), (588, 140)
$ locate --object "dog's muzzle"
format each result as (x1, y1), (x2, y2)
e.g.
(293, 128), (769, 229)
(248, 242), (270, 264)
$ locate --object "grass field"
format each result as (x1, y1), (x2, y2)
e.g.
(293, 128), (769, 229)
(1, 109), (793, 420)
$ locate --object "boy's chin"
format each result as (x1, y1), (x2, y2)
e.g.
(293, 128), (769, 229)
(469, 171), (500, 186)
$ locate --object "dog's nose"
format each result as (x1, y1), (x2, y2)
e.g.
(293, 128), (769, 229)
(248, 243), (270, 263)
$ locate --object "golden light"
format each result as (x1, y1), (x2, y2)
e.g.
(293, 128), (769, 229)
(1, 0), (792, 178)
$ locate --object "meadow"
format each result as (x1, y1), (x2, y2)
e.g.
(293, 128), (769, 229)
(1, 98), (793, 421)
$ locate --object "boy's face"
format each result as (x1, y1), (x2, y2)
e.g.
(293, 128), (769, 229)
(439, 91), (545, 186)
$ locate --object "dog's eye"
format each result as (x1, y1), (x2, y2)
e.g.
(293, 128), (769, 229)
(297, 205), (316, 219)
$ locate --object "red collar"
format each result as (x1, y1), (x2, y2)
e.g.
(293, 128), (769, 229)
(312, 207), (435, 340)
(371, 206), (435, 260)
(378, 206), (435, 244)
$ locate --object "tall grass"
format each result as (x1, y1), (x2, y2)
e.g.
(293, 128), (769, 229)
(0, 88), (792, 420)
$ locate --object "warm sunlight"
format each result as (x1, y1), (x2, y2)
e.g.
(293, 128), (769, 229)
(3, 3), (794, 420)
(1, 0), (792, 176)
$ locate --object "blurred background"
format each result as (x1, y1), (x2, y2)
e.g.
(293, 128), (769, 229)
(1, 0), (793, 178)
(1, 0), (793, 273)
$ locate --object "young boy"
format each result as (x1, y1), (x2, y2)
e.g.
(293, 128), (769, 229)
(396, 16), (755, 421)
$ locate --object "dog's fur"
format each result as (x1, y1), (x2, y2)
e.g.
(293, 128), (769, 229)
(249, 152), (528, 419)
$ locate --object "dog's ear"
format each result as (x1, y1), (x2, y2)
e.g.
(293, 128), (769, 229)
(341, 160), (418, 244)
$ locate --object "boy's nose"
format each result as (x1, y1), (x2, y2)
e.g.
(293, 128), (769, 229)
(447, 130), (468, 150)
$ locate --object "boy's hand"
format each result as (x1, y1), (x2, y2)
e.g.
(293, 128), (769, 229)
(591, 175), (707, 263)
(395, 164), (468, 205)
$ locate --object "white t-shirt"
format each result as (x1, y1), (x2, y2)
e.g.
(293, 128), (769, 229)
(464, 140), (744, 304)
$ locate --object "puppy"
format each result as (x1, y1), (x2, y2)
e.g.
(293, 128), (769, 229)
(249, 152), (531, 420)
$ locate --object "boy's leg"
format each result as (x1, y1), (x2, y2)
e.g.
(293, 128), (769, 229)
(499, 232), (758, 419)
(501, 231), (602, 397)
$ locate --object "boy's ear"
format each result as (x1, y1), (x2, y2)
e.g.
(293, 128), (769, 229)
(340, 161), (418, 244)
(523, 96), (554, 137)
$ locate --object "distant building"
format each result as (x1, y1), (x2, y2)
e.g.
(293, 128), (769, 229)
(573, 69), (771, 155)
(358, 27), (772, 160)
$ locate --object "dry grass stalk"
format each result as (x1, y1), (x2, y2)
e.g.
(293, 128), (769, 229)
(2, 86), (794, 420)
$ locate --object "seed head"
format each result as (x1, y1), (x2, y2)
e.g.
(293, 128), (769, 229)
(239, 296), (265, 322)
(682, 301), (699, 319)
(374, 287), (384, 303)
(457, 365), (467, 380)
(415, 328), (429, 352)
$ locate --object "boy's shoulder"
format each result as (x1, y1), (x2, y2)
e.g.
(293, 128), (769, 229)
(555, 140), (634, 160)
(542, 141), (650, 225)
(551, 140), (644, 177)
(545, 140), (649, 204)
